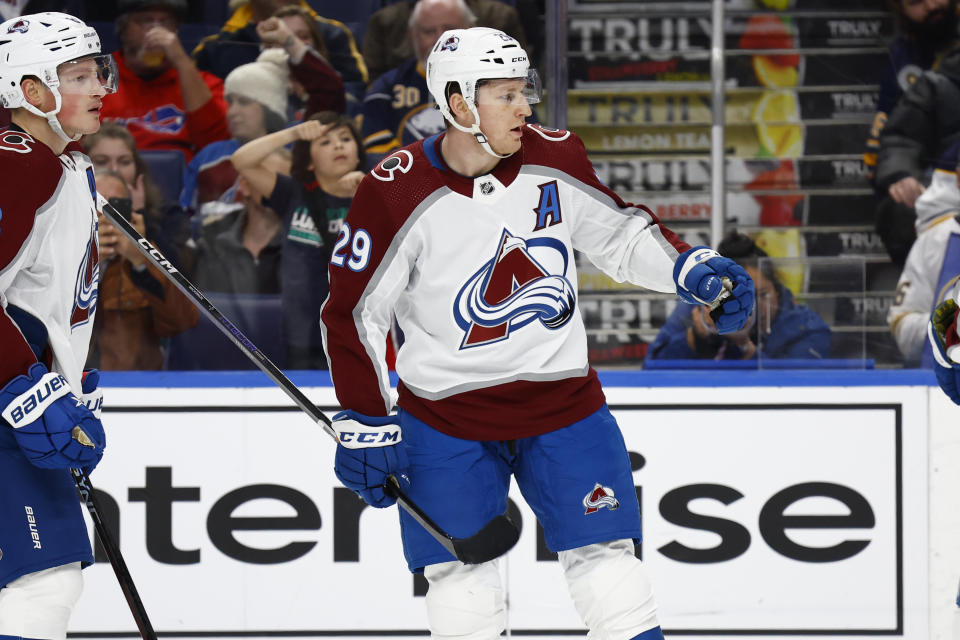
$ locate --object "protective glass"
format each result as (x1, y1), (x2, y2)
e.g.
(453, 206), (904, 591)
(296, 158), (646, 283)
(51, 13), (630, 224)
(475, 69), (542, 106)
(57, 54), (119, 95)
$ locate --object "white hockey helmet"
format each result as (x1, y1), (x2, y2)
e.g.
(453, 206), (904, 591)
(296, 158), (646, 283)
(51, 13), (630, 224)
(426, 27), (541, 158)
(0, 13), (118, 142)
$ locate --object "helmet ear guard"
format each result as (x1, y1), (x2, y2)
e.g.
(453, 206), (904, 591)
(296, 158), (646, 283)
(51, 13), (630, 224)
(425, 27), (541, 159)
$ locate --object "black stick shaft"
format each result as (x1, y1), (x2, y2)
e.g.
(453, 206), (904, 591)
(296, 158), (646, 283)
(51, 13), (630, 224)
(71, 469), (157, 640)
(96, 198), (462, 554)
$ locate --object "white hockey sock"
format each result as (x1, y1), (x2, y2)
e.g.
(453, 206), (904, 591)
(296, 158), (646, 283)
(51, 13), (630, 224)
(0, 562), (82, 640)
(559, 539), (660, 640)
(424, 559), (505, 640)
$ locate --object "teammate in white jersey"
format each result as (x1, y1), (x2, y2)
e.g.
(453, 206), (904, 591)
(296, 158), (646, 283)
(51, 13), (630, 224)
(0, 12), (117, 640)
(321, 27), (755, 640)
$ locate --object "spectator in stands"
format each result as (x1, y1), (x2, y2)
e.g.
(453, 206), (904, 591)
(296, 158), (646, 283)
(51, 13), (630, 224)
(192, 0), (366, 106)
(180, 48), (290, 216)
(887, 142), (960, 365)
(646, 231), (831, 362)
(0, 1), (83, 20)
(101, 0), (229, 161)
(262, 6), (347, 119)
(83, 122), (192, 266)
(231, 113), (365, 368)
(88, 171), (199, 370)
(868, 0), (960, 268)
(190, 149), (290, 294)
(361, 0), (476, 162)
(363, 0), (527, 83)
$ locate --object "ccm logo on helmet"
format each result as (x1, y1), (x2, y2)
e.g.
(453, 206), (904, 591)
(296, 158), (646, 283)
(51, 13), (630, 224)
(511, 56), (526, 62)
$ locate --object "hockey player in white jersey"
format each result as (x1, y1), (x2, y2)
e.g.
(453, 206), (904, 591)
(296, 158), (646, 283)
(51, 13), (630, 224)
(0, 12), (117, 640)
(887, 160), (960, 365)
(930, 280), (960, 406)
(928, 280), (960, 640)
(321, 27), (755, 640)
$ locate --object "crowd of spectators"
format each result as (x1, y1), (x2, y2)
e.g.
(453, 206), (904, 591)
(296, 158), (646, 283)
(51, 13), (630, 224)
(2, 0), (953, 371)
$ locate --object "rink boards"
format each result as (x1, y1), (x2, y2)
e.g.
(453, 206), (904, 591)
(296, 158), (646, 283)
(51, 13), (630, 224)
(67, 370), (957, 640)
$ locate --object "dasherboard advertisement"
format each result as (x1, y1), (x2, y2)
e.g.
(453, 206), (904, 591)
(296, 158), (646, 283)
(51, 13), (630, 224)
(62, 384), (928, 638)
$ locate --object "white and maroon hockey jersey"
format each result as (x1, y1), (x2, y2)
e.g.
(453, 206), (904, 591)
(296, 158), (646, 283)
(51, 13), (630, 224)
(321, 124), (689, 440)
(0, 127), (99, 390)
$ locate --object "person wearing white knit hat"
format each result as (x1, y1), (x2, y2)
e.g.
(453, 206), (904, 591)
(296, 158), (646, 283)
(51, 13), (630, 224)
(224, 47), (291, 140)
(181, 48), (291, 215)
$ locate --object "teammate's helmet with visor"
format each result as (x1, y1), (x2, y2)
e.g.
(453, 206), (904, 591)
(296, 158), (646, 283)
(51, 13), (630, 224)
(426, 27), (541, 158)
(0, 13), (118, 142)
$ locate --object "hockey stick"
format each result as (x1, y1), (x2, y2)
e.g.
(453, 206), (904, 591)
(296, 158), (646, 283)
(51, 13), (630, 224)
(96, 197), (519, 565)
(71, 468), (157, 640)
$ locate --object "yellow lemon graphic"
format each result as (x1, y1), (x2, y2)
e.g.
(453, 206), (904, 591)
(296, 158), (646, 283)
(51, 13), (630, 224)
(758, 0), (792, 10)
(752, 90), (803, 158)
(753, 228), (805, 294)
(753, 55), (798, 88)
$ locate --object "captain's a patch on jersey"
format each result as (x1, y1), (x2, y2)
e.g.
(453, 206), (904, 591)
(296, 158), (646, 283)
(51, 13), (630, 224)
(287, 207), (322, 247)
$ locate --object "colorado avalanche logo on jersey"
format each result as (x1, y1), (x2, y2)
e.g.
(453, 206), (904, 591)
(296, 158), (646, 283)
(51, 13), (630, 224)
(372, 150), (414, 182)
(70, 222), (100, 329)
(0, 130), (34, 154)
(6, 19), (29, 34)
(453, 229), (575, 349)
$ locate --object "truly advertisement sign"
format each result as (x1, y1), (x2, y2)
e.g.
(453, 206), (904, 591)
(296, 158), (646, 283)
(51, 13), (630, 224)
(69, 384), (928, 638)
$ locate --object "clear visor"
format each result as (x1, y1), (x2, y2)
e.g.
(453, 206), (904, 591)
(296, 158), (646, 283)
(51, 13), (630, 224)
(474, 69), (542, 107)
(56, 54), (119, 95)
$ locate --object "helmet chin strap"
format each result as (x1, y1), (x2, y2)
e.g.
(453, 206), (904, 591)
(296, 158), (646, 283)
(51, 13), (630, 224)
(47, 115), (81, 143)
(23, 88), (80, 144)
(447, 104), (514, 160)
(470, 124), (511, 159)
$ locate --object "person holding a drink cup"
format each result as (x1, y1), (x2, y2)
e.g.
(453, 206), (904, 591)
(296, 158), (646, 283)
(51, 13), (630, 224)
(101, 0), (229, 161)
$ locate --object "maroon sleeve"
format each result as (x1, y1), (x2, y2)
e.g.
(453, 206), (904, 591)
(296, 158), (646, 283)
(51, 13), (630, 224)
(185, 72), (230, 150)
(0, 133), (63, 384)
(290, 49), (347, 116)
(321, 177), (400, 416)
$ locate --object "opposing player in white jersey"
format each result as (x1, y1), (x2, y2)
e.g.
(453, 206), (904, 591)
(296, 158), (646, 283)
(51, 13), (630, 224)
(0, 12), (117, 640)
(930, 280), (960, 405)
(321, 27), (755, 640)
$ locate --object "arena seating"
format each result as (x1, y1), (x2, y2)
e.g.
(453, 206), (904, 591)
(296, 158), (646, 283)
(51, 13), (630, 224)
(141, 149), (187, 206)
(165, 293), (287, 370)
(563, 0), (901, 366)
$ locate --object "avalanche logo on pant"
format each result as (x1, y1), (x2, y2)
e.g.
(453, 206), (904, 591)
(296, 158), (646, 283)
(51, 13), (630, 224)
(453, 229), (575, 349)
(583, 483), (619, 514)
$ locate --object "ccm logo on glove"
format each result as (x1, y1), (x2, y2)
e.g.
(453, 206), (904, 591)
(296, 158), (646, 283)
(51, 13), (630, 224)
(332, 412), (403, 450)
(337, 429), (401, 447)
(1, 372), (70, 427)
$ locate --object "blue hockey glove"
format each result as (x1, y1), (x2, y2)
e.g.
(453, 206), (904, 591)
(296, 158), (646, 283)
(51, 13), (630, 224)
(332, 409), (409, 508)
(674, 246), (755, 334)
(0, 362), (106, 473)
(929, 296), (960, 405)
